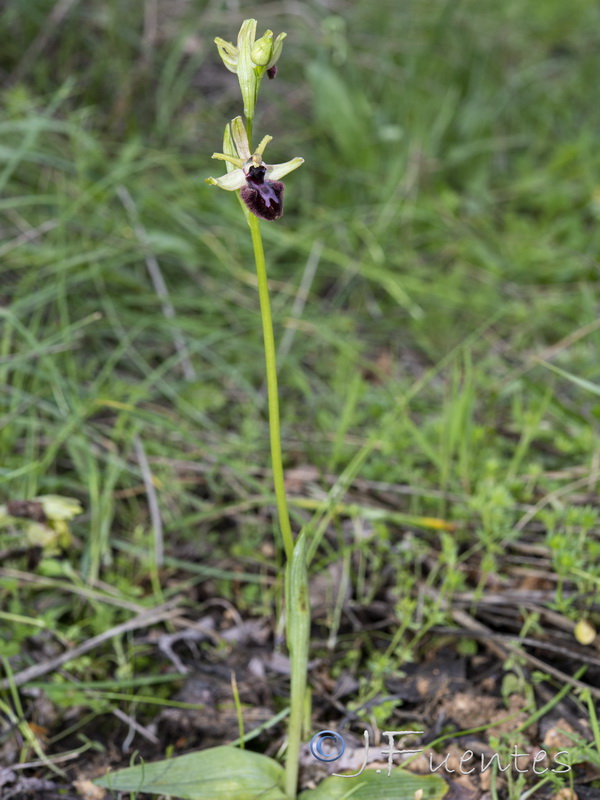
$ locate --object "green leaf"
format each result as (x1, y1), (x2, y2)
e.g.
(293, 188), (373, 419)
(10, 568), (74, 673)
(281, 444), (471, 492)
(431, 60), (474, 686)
(93, 746), (288, 800)
(299, 769), (448, 800)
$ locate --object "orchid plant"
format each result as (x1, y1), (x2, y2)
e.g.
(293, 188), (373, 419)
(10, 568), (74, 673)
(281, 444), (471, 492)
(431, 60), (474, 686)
(96, 17), (310, 800)
(205, 24), (308, 794)
(93, 19), (443, 800)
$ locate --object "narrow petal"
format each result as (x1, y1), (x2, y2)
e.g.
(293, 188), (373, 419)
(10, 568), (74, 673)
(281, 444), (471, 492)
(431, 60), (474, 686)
(211, 152), (244, 168)
(255, 135), (273, 158)
(205, 169), (246, 191)
(266, 157), (304, 181)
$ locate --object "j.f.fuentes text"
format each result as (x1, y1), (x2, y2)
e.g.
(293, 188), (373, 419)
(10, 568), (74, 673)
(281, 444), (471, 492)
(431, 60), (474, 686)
(310, 730), (571, 777)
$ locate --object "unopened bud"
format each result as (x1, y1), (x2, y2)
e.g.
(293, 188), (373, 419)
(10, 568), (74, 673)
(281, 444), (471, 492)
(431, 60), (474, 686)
(251, 31), (274, 67)
(213, 20), (288, 121)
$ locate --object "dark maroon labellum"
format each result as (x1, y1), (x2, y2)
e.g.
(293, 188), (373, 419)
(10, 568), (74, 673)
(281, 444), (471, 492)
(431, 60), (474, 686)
(241, 164), (284, 221)
(267, 65), (278, 80)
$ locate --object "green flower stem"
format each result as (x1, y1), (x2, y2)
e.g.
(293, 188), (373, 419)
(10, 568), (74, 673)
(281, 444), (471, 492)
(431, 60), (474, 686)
(285, 532), (309, 799)
(248, 213), (294, 563)
(246, 114), (253, 151)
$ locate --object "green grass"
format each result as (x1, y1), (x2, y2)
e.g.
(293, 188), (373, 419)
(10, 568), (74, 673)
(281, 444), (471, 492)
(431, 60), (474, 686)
(1, 0), (600, 794)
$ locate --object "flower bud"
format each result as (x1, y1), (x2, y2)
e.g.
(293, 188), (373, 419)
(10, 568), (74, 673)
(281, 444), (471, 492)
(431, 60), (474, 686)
(251, 31), (274, 67)
(213, 20), (288, 122)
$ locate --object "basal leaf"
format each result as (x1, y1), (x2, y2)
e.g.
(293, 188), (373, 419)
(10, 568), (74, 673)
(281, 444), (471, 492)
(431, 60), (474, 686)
(93, 745), (287, 800)
(299, 768), (448, 800)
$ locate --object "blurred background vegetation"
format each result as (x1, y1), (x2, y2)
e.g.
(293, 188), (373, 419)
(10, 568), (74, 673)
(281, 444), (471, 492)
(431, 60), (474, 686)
(1, 0), (600, 778)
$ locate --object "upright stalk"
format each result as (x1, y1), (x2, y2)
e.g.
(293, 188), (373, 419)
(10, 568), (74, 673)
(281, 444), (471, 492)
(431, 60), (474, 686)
(284, 532), (309, 799)
(248, 213), (295, 563)
(209, 23), (307, 796)
(248, 212), (307, 798)
(246, 115), (254, 153)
